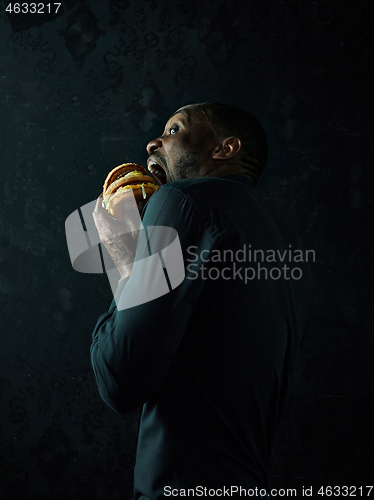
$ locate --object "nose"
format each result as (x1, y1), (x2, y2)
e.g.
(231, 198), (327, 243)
(146, 137), (162, 156)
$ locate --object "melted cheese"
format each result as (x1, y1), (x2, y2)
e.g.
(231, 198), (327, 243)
(104, 182), (159, 208)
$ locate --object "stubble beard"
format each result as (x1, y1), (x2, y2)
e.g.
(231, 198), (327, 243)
(172, 141), (211, 181)
(173, 152), (200, 180)
(166, 131), (215, 182)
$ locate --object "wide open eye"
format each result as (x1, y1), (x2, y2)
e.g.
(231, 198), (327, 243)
(169, 124), (180, 135)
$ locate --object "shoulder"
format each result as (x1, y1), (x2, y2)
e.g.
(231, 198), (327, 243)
(162, 176), (253, 193)
(141, 178), (235, 240)
(153, 176), (256, 206)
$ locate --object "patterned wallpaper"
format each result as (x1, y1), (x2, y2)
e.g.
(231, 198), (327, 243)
(0, 0), (372, 498)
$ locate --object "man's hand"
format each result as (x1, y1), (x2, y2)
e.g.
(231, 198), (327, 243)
(93, 195), (145, 281)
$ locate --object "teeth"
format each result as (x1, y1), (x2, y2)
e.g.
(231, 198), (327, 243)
(149, 163), (165, 177)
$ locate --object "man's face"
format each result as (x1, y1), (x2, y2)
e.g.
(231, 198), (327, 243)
(146, 108), (217, 184)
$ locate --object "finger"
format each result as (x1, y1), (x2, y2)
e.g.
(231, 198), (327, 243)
(93, 195), (115, 222)
(121, 203), (143, 234)
(93, 197), (105, 227)
(94, 196), (138, 239)
(94, 194), (104, 215)
(93, 195), (118, 231)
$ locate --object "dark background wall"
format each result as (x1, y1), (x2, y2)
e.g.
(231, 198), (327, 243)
(0, 0), (372, 498)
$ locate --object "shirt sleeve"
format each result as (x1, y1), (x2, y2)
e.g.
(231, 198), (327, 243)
(90, 185), (219, 413)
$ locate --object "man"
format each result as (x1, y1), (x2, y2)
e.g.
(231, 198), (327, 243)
(91, 103), (313, 498)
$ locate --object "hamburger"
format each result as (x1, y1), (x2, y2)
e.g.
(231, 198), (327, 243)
(102, 163), (160, 221)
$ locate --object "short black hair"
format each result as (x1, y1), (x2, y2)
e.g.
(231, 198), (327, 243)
(176, 102), (268, 184)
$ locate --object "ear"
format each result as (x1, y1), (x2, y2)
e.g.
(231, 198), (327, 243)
(212, 137), (241, 160)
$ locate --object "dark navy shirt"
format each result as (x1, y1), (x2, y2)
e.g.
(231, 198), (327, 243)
(91, 174), (313, 499)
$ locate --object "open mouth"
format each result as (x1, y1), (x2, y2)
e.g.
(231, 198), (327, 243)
(147, 157), (167, 186)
